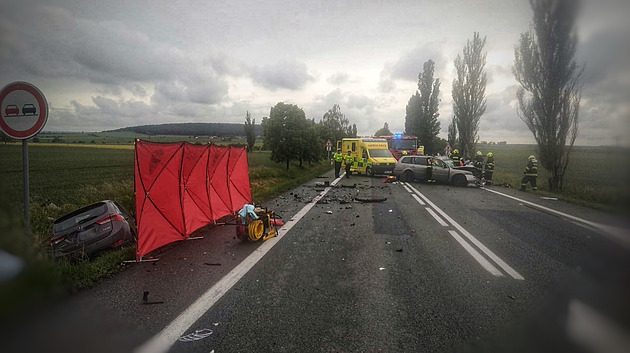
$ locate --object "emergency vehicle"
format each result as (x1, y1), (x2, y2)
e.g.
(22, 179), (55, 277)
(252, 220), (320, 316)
(375, 134), (424, 160)
(336, 138), (397, 176)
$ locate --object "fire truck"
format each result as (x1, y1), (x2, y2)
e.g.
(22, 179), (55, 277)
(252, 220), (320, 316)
(375, 134), (424, 160)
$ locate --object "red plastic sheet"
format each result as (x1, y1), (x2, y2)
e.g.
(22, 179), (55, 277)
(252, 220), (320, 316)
(134, 140), (252, 259)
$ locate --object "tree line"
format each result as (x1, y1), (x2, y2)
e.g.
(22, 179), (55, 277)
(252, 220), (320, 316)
(253, 103), (356, 170)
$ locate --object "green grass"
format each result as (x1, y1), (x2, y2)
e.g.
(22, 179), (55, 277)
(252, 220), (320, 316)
(476, 144), (629, 212)
(0, 141), (331, 317)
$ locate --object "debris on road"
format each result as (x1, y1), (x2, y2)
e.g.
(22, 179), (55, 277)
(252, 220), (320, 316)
(178, 329), (214, 342)
(142, 291), (164, 305)
(540, 197), (558, 200)
(379, 267), (385, 271)
(326, 211), (333, 214)
(204, 263), (221, 266)
(396, 249), (403, 252)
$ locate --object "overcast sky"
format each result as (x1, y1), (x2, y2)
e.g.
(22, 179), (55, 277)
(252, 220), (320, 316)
(1, 0), (629, 145)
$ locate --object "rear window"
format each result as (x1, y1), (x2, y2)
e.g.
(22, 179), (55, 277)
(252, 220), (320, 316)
(53, 202), (108, 233)
(368, 149), (392, 158)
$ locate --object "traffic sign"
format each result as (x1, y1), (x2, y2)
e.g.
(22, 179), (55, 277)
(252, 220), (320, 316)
(0, 81), (48, 139)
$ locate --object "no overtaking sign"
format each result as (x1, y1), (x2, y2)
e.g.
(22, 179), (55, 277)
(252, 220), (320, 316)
(0, 81), (49, 139)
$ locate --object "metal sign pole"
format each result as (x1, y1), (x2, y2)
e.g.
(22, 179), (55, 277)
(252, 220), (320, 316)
(22, 139), (30, 235)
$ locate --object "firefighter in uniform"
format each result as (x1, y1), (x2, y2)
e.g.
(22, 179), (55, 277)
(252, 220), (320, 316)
(484, 152), (495, 185)
(521, 155), (538, 191)
(333, 149), (343, 178)
(473, 151), (484, 178)
(344, 150), (354, 178)
(451, 149), (461, 166)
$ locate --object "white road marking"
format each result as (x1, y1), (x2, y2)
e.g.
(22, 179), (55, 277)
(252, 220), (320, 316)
(411, 193), (426, 206)
(426, 207), (448, 226)
(448, 230), (504, 277)
(135, 178), (340, 353)
(405, 183), (524, 280)
(567, 299), (630, 353)
(403, 183), (413, 193)
(482, 187), (630, 250)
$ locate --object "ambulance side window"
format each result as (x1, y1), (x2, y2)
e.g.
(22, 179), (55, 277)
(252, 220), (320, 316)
(362, 150), (368, 159)
(351, 142), (356, 152)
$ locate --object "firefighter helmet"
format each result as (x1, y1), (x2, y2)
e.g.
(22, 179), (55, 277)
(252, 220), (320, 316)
(476, 151), (482, 156)
(453, 149), (459, 154)
(529, 155), (535, 160)
(487, 152), (493, 158)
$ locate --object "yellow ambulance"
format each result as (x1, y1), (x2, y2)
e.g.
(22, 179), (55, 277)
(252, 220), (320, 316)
(336, 138), (397, 176)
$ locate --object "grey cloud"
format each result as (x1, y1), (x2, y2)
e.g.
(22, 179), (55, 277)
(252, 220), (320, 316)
(250, 60), (312, 91)
(1, 4), (231, 107)
(386, 44), (449, 82)
(327, 72), (350, 85)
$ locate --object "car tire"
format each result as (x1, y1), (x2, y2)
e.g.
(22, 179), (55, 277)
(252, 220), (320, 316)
(453, 174), (467, 187)
(402, 170), (414, 182)
(366, 166), (373, 177)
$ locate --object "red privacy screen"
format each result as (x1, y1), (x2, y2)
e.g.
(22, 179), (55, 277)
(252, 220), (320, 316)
(134, 140), (252, 259)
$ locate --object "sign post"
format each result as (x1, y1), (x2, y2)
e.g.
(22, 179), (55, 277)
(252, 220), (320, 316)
(0, 82), (49, 235)
(326, 139), (332, 161)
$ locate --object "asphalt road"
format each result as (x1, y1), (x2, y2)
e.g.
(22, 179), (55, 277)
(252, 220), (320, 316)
(2, 170), (629, 353)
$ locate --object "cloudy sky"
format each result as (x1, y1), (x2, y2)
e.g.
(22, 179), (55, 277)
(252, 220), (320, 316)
(1, 0), (629, 145)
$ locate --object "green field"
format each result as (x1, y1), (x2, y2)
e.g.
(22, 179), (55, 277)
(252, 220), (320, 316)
(475, 143), (629, 210)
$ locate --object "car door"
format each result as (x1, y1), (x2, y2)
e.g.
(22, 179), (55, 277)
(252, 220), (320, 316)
(413, 157), (428, 179)
(432, 159), (449, 182)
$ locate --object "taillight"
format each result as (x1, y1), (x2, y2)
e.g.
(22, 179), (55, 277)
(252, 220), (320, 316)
(96, 214), (123, 225)
(50, 235), (67, 246)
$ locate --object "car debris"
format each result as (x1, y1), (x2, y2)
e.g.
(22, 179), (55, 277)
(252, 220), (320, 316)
(142, 291), (164, 305)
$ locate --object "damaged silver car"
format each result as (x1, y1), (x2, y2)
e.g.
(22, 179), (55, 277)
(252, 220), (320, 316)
(50, 200), (136, 259)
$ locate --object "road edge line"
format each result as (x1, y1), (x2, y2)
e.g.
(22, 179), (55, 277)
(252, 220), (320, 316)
(134, 184), (335, 353)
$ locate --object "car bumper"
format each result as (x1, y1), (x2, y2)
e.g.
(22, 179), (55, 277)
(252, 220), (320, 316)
(371, 165), (395, 175)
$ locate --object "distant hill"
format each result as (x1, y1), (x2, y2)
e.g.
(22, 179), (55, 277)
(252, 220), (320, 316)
(108, 123), (263, 137)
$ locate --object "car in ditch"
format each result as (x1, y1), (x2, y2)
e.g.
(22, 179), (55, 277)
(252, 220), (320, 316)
(393, 155), (479, 186)
(50, 200), (136, 259)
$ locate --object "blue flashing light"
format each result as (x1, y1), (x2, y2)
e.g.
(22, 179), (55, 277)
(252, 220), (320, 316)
(394, 133), (402, 139)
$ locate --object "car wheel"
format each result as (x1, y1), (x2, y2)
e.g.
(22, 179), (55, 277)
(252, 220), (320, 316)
(402, 170), (414, 182)
(366, 166), (373, 177)
(453, 174), (467, 187)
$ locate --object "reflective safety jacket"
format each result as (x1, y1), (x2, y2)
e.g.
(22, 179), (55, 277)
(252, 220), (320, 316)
(524, 159), (538, 177)
(485, 156), (495, 171)
(344, 154), (354, 165)
(473, 156), (484, 171)
(451, 152), (460, 165)
(333, 152), (343, 162)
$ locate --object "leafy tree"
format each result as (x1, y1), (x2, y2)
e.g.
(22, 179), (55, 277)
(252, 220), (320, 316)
(262, 102), (309, 170)
(349, 124), (357, 137)
(244, 111), (256, 152)
(404, 92), (421, 136)
(320, 104), (352, 146)
(417, 60), (441, 154)
(452, 32), (487, 159)
(513, 0), (583, 192)
(374, 122), (393, 136)
(447, 116), (458, 149)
